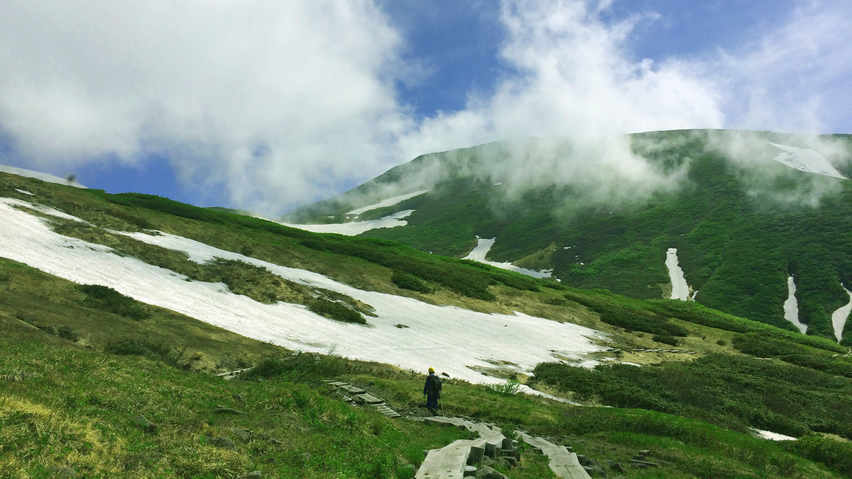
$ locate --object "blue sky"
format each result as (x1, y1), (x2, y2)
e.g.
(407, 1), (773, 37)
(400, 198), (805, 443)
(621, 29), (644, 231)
(0, 0), (849, 216)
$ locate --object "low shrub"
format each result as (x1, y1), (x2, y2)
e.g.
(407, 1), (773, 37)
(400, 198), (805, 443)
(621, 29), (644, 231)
(307, 298), (366, 324)
(78, 284), (150, 320)
(487, 379), (521, 396)
(243, 354), (347, 382)
(652, 333), (680, 346)
(391, 270), (431, 293)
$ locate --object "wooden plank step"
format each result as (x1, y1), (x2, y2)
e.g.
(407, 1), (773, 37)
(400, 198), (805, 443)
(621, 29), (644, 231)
(355, 393), (384, 404)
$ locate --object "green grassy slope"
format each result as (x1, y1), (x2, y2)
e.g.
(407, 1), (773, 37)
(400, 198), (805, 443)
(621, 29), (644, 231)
(3, 171), (852, 477)
(2, 261), (851, 478)
(283, 130), (852, 343)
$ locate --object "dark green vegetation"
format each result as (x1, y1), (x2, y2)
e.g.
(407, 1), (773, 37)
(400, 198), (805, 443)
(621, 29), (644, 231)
(3, 160), (852, 477)
(78, 284), (151, 321)
(390, 270), (431, 293)
(284, 130), (852, 343)
(533, 354), (852, 440)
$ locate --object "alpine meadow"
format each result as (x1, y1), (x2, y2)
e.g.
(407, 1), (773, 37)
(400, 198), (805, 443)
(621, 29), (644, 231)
(2, 128), (852, 478)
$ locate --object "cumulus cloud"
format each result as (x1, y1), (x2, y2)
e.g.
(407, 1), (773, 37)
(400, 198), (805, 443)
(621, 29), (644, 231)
(0, 0), (411, 213)
(396, 0), (723, 205)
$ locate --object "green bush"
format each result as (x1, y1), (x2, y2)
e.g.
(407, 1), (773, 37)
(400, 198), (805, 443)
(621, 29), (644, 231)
(391, 270), (431, 293)
(242, 354), (347, 382)
(487, 379), (521, 396)
(308, 298), (366, 324)
(652, 333), (680, 346)
(78, 284), (150, 320)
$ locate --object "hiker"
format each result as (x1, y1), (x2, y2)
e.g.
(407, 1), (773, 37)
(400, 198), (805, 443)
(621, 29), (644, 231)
(423, 367), (441, 414)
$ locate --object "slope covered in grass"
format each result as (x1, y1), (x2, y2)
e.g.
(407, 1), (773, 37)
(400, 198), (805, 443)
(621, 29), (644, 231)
(283, 130), (852, 343)
(3, 167), (852, 477)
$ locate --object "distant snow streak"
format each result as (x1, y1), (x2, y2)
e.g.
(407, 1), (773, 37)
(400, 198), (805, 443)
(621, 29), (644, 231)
(784, 276), (808, 334)
(0, 197), (607, 385)
(665, 248), (689, 301)
(463, 237), (553, 279)
(831, 286), (852, 342)
(281, 209), (414, 235)
(346, 190), (429, 215)
(768, 143), (846, 179)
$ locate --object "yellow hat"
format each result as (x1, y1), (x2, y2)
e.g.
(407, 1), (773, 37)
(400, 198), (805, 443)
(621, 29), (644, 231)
(428, 367), (435, 373)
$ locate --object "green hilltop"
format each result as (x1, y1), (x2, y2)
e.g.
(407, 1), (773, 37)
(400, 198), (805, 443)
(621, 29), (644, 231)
(283, 130), (852, 345)
(2, 162), (852, 478)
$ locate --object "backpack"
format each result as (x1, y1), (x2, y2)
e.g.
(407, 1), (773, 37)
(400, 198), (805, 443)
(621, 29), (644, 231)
(429, 375), (442, 398)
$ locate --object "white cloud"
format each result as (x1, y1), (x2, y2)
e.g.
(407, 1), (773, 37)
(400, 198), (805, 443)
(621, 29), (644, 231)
(1, 0), (849, 216)
(400, 0), (725, 158)
(396, 0), (723, 204)
(716, 0), (852, 133)
(0, 0), (411, 213)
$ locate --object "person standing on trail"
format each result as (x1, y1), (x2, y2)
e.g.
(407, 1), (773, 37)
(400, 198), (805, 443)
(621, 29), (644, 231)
(423, 367), (441, 414)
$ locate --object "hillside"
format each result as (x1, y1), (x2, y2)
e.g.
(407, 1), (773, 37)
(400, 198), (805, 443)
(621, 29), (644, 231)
(282, 130), (852, 345)
(3, 168), (852, 477)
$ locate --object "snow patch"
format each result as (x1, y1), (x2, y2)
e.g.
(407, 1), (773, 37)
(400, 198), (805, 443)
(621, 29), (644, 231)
(0, 197), (607, 385)
(768, 143), (846, 179)
(665, 248), (690, 301)
(0, 164), (86, 188)
(752, 429), (797, 441)
(15, 189), (33, 195)
(463, 237), (552, 279)
(346, 190), (429, 215)
(831, 286), (852, 342)
(784, 276), (808, 334)
(281, 210), (414, 236)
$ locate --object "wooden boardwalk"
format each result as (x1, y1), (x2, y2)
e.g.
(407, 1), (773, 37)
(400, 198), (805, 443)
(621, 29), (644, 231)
(416, 418), (505, 479)
(516, 432), (591, 479)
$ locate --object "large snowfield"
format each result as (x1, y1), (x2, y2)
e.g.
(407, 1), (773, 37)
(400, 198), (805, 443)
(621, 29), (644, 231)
(0, 197), (608, 386)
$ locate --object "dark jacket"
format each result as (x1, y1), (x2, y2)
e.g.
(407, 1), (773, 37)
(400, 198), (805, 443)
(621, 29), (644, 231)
(424, 373), (437, 397)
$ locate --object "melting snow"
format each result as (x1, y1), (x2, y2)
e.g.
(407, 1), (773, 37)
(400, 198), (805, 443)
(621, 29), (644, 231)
(831, 286), (852, 342)
(665, 248), (690, 301)
(768, 143), (846, 179)
(15, 189), (33, 195)
(752, 429), (797, 441)
(346, 190), (429, 215)
(281, 210), (414, 236)
(0, 197), (607, 385)
(463, 237), (552, 279)
(784, 276), (808, 334)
